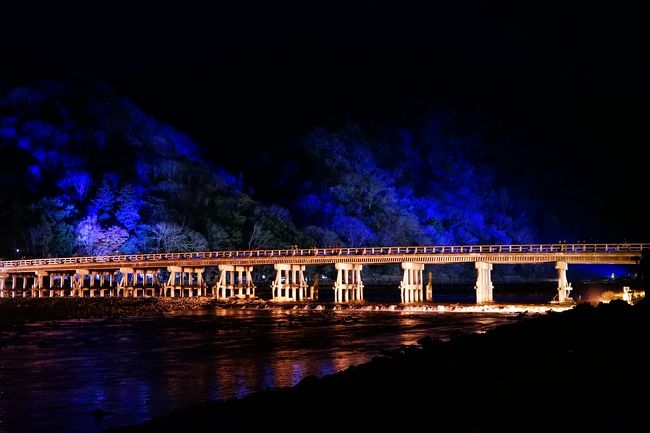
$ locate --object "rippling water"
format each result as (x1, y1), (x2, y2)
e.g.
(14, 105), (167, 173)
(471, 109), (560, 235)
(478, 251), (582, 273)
(0, 286), (551, 433)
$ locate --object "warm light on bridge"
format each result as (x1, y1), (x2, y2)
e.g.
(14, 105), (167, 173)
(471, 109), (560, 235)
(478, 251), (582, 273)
(0, 243), (645, 305)
(0, 243), (646, 269)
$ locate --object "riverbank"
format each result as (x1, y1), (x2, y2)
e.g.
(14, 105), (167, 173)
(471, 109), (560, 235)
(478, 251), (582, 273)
(0, 297), (222, 328)
(104, 298), (648, 433)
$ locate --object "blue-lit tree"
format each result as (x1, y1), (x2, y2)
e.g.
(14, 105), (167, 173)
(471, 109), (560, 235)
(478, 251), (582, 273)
(90, 180), (115, 221)
(115, 184), (140, 233)
(76, 215), (129, 255)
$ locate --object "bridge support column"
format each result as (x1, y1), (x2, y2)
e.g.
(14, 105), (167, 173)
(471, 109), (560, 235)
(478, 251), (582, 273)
(47, 274), (56, 297)
(88, 272), (96, 297)
(32, 272), (45, 298)
(18, 275), (25, 297)
(310, 273), (319, 301)
(118, 268), (135, 297)
(334, 263), (363, 302)
(50, 274), (62, 297)
(166, 266), (182, 297)
(96, 272), (111, 297)
(181, 267), (204, 297)
(132, 271), (142, 298)
(98, 272), (110, 297)
(60, 274), (69, 297)
(1, 275), (8, 297)
(399, 262), (424, 303)
(622, 286), (633, 304)
(44, 273), (61, 297)
(109, 273), (114, 295)
(142, 271), (151, 296)
(474, 262), (494, 304)
(555, 261), (573, 303)
(141, 270), (159, 297)
(74, 270), (89, 297)
(271, 264), (309, 301)
(216, 265), (255, 299)
(196, 270), (203, 296)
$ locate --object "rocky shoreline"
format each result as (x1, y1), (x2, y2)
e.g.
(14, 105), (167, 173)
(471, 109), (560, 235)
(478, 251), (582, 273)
(0, 297), (223, 328)
(101, 298), (648, 433)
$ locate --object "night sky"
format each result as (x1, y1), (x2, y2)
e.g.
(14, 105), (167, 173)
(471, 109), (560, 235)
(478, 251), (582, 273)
(2, 0), (648, 241)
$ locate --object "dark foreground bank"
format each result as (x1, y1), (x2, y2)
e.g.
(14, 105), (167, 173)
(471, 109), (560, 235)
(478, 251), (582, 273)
(105, 299), (649, 433)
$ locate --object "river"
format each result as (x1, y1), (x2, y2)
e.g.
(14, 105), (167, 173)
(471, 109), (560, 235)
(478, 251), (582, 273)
(0, 285), (561, 433)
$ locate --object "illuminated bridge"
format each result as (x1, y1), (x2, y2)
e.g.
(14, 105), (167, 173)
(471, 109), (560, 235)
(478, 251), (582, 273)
(0, 243), (646, 304)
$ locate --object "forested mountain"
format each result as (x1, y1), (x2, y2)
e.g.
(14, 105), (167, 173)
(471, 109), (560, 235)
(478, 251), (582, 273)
(0, 79), (536, 260)
(289, 125), (534, 248)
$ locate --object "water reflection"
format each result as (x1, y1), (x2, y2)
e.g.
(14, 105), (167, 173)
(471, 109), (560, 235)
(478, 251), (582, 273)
(0, 308), (513, 433)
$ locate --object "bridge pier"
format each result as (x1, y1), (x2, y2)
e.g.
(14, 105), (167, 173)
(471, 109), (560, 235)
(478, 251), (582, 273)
(62, 274), (71, 297)
(166, 267), (204, 297)
(400, 262), (424, 302)
(133, 270), (144, 297)
(43, 274), (54, 297)
(184, 268), (204, 297)
(425, 271), (433, 301)
(47, 273), (66, 297)
(75, 269), (89, 297)
(30, 272), (42, 297)
(216, 265), (255, 299)
(145, 271), (160, 297)
(89, 272), (112, 297)
(117, 267), (135, 297)
(193, 268), (205, 296)
(50, 274), (57, 297)
(108, 272), (114, 296)
(88, 272), (96, 297)
(474, 261), (494, 303)
(133, 270), (151, 297)
(271, 264), (310, 301)
(165, 267), (179, 297)
(164, 267), (177, 297)
(555, 261), (573, 303)
(1, 274), (15, 297)
(334, 263), (363, 302)
(95, 272), (111, 297)
(86, 271), (109, 297)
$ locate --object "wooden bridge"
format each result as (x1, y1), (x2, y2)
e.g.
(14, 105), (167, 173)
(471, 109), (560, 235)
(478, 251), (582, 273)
(0, 243), (645, 304)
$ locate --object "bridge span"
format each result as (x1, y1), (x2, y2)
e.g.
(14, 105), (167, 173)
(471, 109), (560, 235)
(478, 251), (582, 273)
(0, 243), (645, 304)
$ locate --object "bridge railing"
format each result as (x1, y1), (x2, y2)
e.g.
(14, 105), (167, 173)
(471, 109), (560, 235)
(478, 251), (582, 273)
(1, 243), (647, 268)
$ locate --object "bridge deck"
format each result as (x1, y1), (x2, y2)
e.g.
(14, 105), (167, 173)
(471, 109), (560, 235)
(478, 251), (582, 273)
(1, 243), (645, 274)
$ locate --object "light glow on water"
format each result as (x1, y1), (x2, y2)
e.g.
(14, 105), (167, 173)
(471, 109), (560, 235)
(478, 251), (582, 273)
(242, 302), (573, 314)
(0, 308), (522, 433)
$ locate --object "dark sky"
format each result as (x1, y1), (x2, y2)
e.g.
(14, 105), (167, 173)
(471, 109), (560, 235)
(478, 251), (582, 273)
(2, 0), (649, 240)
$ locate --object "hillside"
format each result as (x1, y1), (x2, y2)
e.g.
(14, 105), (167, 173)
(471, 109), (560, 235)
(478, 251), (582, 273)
(0, 78), (537, 268)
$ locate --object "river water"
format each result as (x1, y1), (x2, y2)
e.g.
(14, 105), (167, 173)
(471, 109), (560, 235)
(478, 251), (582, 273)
(0, 285), (560, 433)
